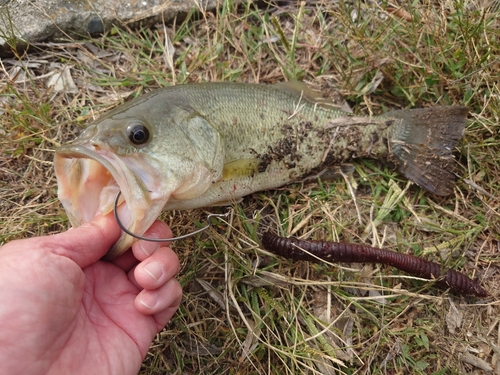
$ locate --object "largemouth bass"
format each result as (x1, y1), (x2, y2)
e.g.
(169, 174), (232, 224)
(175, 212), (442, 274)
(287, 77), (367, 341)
(54, 82), (467, 259)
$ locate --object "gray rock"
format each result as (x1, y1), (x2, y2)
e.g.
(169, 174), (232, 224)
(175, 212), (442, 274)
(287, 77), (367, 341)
(0, 0), (222, 55)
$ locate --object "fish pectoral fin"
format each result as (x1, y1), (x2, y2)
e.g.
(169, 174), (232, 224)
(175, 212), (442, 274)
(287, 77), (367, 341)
(222, 159), (260, 180)
(273, 81), (352, 113)
(207, 197), (243, 207)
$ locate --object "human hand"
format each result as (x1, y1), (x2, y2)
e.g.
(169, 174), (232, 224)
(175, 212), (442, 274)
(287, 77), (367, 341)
(0, 214), (182, 375)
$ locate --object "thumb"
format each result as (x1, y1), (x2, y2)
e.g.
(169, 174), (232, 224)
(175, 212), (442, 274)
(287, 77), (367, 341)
(48, 214), (122, 268)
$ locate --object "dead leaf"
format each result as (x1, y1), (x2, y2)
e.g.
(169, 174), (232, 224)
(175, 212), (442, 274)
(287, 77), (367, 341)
(196, 278), (226, 310)
(446, 299), (463, 334)
(239, 319), (261, 362)
(462, 351), (493, 372)
(47, 67), (78, 93)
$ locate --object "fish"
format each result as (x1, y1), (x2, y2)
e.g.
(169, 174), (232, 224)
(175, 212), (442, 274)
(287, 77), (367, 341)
(54, 82), (467, 259)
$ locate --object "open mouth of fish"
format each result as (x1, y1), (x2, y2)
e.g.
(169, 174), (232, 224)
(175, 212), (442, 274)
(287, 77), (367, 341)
(54, 144), (169, 259)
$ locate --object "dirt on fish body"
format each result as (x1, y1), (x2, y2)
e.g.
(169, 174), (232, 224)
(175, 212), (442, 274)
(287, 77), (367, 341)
(54, 82), (467, 258)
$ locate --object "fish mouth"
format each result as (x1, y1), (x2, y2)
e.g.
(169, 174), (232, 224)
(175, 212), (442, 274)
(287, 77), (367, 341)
(54, 144), (167, 259)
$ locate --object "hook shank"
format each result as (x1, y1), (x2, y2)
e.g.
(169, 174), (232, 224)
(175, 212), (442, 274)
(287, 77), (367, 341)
(113, 191), (230, 242)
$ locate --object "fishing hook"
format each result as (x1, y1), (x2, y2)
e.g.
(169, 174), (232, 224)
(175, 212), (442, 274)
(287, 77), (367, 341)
(113, 191), (231, 242)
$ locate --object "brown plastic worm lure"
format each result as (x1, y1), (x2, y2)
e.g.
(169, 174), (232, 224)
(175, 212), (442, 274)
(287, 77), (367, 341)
(261, 231), (488, 297)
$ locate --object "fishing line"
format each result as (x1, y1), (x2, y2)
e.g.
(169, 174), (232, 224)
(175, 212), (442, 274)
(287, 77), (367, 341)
(113, 191), (230, 242)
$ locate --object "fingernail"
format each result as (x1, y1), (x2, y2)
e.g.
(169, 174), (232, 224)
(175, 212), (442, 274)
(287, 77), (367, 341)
(143, 261), (163, 281)
(140, 292), (158, 309)
(139, 241), (159, 256)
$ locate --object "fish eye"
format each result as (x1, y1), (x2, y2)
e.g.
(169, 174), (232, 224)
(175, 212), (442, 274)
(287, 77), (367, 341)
(127, 123), (150, 146)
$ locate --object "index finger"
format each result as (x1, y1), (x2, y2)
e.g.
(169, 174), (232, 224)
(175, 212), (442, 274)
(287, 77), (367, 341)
(112, 220), (173, 271)
(131, 221), (173, 261)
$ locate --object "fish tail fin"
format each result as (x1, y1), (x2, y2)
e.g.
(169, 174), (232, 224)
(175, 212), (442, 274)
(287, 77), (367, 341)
(385, 106), (468, 196)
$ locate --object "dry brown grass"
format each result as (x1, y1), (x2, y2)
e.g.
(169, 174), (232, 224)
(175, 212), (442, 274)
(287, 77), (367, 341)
(1, 0), (500, 373)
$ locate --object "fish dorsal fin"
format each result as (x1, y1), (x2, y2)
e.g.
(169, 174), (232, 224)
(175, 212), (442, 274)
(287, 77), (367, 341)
(273, 81), (352, 113)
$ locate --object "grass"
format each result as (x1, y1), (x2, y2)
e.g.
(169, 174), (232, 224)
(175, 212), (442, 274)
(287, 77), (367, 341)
(1, 0), (500, 373)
